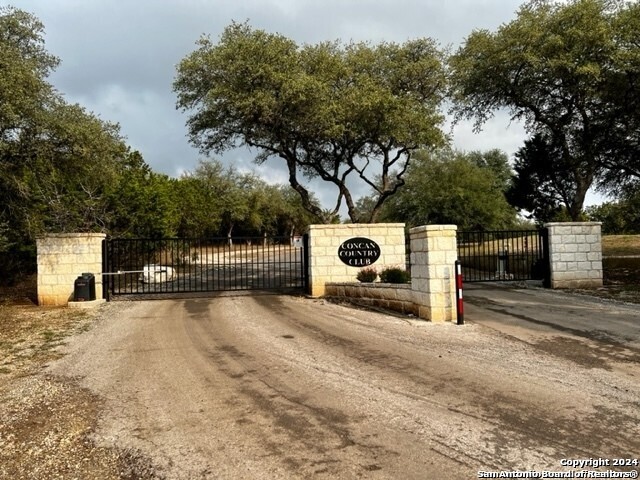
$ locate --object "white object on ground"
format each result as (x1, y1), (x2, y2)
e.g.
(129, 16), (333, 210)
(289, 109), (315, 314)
(140, 264), (176, 283)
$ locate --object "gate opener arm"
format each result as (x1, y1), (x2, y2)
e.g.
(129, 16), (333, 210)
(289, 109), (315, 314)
(98, 270), (168, 275)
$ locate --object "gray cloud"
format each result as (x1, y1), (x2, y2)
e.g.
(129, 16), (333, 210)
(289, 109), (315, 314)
(20, 0), (590, 211)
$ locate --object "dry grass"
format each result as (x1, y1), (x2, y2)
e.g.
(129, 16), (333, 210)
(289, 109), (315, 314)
(0, 296), (161, 479)
(187, 243), (296, 262)
(0, 275), (92, 383)
(569, 235), (640, 304)
(0, 304), (91, 386)
(459, 234), (640, 258)
(602, 235), (640, 257)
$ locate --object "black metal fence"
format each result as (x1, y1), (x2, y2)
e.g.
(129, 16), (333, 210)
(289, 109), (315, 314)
(457, 229), (549, 283)
(103, 236), (308, 298)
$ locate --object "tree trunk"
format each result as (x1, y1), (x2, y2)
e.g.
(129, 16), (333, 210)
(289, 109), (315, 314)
(227, 224), (234, 247)
(283, 155), (327, 222)
(568, 184), (588, 221)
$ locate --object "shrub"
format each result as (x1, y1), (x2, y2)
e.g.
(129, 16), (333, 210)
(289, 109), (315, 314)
(379, 267), (410, 284)
(356, 267), (378, 283)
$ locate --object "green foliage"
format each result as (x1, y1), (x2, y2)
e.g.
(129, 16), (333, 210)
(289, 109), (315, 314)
(0, 218), (34, 285)
(352, 196), (379, 224)
(2, 98), (129, 237)
(379, 267), (410, 284)
(0, 220), (11, 253)
(0, 7), (131, 239)
(585, 202), (630, 234)
(585, 188), (640, 234)
(450, 0), (640, 220)
(174, 159), (319, 239)
(507, 134), (594, 222)
(175, 22), (447, 222)
(0, 7), (135, 280)
(378, 148), (517, 230)
(0, 8), (323, 285)
(598, 1), (640, 190)
(107, 151), (179, 238)
(509, 217), (538, 231)
(263, 185), (320, 237)
(0, 6), (59, 141)
(356, 267), (378, 283)
(466, 149), (512, 193)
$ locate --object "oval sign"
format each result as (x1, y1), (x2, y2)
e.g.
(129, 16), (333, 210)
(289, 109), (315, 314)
(337, 237), (381, 267)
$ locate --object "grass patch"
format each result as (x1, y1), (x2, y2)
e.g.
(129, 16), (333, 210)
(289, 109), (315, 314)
(41, 330), (59, 341)
(0, 305), (92, 386)
(602, 235), (640, 257)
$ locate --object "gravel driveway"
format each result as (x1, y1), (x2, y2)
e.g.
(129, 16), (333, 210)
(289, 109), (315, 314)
(3, 289), (639, 479)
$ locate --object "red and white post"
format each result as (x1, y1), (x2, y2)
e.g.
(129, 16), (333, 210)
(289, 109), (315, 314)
(455, 260), (464, 325)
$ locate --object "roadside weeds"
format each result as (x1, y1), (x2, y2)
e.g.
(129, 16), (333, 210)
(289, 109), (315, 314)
(0, 302), (161, 479)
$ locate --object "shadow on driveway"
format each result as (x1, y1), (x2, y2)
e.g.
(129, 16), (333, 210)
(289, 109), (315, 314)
(464, 283), (640, 371)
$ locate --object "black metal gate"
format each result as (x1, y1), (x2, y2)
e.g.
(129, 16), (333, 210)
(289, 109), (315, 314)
(457, 229), (549, 284)
(102, 235), (309, 299)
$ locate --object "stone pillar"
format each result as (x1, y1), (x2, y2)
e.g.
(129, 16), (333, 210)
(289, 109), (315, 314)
(307, 223), (406, 297)
(544, 222), (603, 289)
(410, 225), (458, 322)
(37, 233), (106, 306)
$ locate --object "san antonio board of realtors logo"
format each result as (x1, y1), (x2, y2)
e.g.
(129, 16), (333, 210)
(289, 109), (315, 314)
(338, 237), (381, 267)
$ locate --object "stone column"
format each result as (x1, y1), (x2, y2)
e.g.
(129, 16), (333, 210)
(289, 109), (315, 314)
(544, 222), (603, 289)
(410, 225), (458, 322)
(37, 233), (106, 306)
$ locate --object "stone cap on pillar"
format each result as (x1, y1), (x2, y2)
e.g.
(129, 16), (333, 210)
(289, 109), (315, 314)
(543, 222), (601, 227)
(36, 233), (107, 239)
(409, 225), (457, 236)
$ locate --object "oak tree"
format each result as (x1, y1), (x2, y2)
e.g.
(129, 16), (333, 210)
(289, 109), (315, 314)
(174, 22), (447, 223)
(375, 149), (517, 230)
(450, 0), (640, 220)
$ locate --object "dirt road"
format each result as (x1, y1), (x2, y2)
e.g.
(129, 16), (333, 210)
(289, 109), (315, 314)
(46, 292), (639, 479)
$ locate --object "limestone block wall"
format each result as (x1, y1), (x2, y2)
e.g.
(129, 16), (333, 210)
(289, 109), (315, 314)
(307, 223), (406, 297)
(37, 233), (106, 306)
(410, 225), (458, 322)
(324, 283), (416, 316)
(323, 225), (459, 323)
(545, 222), (603, 289)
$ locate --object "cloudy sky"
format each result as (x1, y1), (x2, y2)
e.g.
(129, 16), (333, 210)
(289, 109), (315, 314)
(18, 0), (573, 209)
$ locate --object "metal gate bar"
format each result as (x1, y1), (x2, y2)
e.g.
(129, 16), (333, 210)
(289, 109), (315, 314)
(103, 236), (307, 298)
(457, 229), (549, 283)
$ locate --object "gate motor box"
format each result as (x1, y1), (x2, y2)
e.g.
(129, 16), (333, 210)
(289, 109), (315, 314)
(74, 273), (96, 301)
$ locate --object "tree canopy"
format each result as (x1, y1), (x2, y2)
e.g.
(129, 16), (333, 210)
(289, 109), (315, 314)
(0, 6), (132, 236)
(585, 192), (640, 234)
(368, 149), (517, 230)
(174, 22), (447, 223)
(0, 7), (134, 278)
(8, 3), (640, 281)
(0, 9), (321, 283)
(449, 0), (640, 220)
(507, 133), (592, 222)
(175, 159), (319, 240)
(0, 6), (58, 140)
